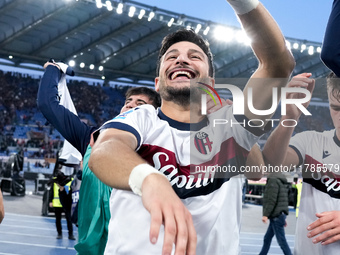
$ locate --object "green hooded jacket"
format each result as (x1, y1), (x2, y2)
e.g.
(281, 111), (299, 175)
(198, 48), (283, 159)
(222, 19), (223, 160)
(262, 173), (289, 218)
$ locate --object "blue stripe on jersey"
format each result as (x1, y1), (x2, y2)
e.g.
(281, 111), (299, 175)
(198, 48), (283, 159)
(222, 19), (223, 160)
(100, 122), (141, 148)
(158, 109), (208, 131)
(333, 130), (340, 147)
(289, 145), (304, 167)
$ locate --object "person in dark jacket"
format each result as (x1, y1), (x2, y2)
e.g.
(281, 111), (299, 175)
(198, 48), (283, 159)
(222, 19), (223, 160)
(259, 173), (292, 255)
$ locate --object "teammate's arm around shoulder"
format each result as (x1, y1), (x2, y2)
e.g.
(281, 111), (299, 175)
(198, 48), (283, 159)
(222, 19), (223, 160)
(88, 128), (197, 255)
(226, 0), (295, 121)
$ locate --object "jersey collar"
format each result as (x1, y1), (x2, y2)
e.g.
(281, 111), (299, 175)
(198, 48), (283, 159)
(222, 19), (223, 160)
(158, 109), (208, 131)
(333, 130), (340, 147)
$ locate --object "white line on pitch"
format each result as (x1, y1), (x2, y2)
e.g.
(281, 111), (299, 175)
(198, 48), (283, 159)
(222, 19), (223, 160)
(0, 240), (75, 250)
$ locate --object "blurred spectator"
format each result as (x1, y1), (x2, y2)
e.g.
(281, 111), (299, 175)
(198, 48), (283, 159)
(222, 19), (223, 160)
(259, 173), (292, 255)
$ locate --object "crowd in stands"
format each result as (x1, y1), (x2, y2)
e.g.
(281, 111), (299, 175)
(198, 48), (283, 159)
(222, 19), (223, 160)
(297, 105), (332, 133)
(0, 70), (334, 160)
(0, 70), (126, 158)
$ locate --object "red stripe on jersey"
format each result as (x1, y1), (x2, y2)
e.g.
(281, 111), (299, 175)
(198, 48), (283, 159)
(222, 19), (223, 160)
(304, 155), (340, 181)
(197, 138), (207, 154)
(138, 137), (250, 176)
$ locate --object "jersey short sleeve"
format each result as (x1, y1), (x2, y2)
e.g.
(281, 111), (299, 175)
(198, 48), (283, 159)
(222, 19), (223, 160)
(93, 104), (156, 150)
(289, 131), (314, 166)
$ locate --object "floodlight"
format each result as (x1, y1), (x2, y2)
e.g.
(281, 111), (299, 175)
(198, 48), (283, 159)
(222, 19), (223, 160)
(195, 24), (202, 33)
(68, 60), (75, 67)
(148, 11), (155, 21)
(106, 1), (113, 11)
(168, 18), (174, 27)
(138, 9), (145, 19)
(128, 6), (136, 17)
(117, 3), (123, 14)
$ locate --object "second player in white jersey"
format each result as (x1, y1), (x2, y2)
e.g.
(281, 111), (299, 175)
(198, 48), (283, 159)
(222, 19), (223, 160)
(290, 130), (340, 255)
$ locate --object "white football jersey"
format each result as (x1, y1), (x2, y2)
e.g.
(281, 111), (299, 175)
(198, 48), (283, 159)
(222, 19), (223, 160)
(290, 130), (340, 255)
(97, 104), (264, 255)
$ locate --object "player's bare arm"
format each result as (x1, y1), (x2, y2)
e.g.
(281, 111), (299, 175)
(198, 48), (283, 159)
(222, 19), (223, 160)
(244, 144), (264, 180)
(263, 73), (315, 168)
(88, 128), (197, 255)
(88, 129), (142, 189)
(235, 3), (295, 121)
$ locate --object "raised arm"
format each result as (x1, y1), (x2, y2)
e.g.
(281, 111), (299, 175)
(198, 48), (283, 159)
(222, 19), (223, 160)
(228, 1), (295, 121)
(321, 0), (340, 77)
(88, 128), (197, 255)
(262, 73), (315, 167)
(37, 63), (95, 156)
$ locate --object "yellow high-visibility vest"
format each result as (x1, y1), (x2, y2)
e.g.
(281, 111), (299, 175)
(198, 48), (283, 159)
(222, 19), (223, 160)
(52, 179), (72, 208)
(295, 182), (303, 218)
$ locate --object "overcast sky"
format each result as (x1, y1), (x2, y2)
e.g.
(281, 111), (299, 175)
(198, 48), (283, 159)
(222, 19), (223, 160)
(135, 0), (333, 43)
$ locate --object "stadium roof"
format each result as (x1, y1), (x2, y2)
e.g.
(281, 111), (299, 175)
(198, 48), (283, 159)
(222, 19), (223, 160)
(0, 0), (331, 97)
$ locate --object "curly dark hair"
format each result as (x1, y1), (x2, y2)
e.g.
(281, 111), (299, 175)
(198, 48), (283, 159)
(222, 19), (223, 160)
(156, 28), (214, 78)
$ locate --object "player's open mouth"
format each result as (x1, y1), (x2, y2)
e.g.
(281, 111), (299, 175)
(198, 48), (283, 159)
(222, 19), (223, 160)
(168, 69), (197, 80)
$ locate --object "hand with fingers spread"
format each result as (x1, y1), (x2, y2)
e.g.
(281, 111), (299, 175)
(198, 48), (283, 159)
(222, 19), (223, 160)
(307, 211), (340, 245)
(142, 174), (197, 255)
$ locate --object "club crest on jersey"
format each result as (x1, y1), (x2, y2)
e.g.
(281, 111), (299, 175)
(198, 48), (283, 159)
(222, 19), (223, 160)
(194, 131), (213, 155)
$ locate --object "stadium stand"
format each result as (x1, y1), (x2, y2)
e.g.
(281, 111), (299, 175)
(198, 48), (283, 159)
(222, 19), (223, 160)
(0, 69), (333, 160)
(0, 70), (131, 176)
